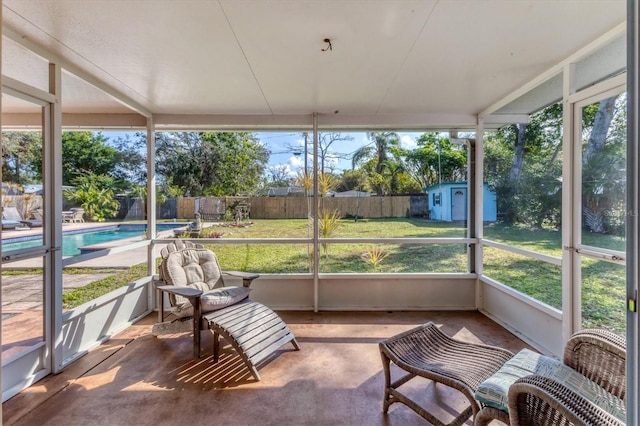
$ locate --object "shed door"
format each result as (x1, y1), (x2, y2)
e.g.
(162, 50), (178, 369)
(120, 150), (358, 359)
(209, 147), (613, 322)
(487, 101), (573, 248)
(451, 188), (467, 221)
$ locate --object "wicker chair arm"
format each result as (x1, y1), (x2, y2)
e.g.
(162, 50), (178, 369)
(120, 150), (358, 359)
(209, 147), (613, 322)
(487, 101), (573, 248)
(474, 406), (509, 426)
(563, 329), (626, 399)
(508, 375), (625, 426)
(222, 271), (260, 287)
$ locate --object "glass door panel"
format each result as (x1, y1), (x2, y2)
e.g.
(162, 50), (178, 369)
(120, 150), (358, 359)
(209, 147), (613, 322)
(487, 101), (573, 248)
(580, 93), (627, 247)
(576, 90), (626, 332)
(1, 90), (50, 388)
(2, 256), (45, 361)
(580, 258), (625, 334)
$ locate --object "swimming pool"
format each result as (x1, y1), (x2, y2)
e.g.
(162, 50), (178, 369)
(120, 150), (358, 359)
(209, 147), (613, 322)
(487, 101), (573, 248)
(2, 223), (185, 256)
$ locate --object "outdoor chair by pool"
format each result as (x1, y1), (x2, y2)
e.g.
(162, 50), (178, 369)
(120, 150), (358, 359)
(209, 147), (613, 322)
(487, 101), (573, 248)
(62, 207), (84, 223)
(70, 208), (85, 223)
(2, 219), (22, 229)
(3, 206), (42, 228)
(152, 240), (299, 380)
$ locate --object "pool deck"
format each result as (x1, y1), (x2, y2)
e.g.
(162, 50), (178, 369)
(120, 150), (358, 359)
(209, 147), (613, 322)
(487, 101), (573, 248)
(1, 221), (196, 269)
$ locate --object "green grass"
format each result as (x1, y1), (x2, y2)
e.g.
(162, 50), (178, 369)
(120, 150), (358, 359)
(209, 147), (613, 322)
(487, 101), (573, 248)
(62, 264), (152, 309)
(55, 218), (626, 332)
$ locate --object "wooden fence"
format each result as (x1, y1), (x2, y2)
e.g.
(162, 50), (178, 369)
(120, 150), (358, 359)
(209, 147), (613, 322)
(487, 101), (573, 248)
(174, 195), (429, 220)
(4, 194), (429, 221)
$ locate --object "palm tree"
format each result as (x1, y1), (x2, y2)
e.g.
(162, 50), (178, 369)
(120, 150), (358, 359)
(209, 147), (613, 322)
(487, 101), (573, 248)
(381, 160), (405, 194)
(352, 132), (400, 195)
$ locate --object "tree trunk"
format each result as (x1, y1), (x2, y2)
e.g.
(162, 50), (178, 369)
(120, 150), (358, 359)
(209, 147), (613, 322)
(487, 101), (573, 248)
(509, 124), (527, 183)
(582, 96), (617, 233)
(583, 97), (616, 164)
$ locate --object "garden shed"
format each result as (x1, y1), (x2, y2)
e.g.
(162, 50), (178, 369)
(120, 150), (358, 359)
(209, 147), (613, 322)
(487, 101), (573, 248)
(426, 182), (497, 222)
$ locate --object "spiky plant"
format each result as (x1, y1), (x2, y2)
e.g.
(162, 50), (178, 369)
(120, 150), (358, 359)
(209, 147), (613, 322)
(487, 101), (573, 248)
(319, 209), (341, 258)
(361, 245), (390, 272)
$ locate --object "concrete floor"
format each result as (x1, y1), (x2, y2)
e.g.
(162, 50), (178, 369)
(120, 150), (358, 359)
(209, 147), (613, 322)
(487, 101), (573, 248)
(3, 310), (529, 426)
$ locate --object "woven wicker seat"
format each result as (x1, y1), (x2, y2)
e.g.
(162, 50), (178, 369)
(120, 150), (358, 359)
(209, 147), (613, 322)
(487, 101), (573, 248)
(379, 322), (514, 426)
(474, 328), (626, 426)
(508, 329), (625, 426)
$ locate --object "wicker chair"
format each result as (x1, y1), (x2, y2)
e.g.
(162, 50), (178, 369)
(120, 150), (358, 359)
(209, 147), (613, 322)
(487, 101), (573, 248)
(475, 328), (626, 426)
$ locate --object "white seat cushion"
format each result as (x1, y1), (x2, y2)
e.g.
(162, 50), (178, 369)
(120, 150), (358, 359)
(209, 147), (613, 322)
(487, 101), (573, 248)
(174, 286), (251, 317)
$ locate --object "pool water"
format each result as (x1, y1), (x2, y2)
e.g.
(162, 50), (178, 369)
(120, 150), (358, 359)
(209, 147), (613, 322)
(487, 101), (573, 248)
(2, 223), (185, 256)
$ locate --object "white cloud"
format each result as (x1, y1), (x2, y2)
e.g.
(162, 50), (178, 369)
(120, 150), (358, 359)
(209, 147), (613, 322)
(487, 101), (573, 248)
(289, 155), (303, 168)
(400, 134), (418, 150)
(269, 163), (298, 177)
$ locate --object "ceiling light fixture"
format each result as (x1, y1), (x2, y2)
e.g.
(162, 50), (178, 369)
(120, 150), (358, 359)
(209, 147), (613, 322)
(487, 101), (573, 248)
(321, 38), (332, 52)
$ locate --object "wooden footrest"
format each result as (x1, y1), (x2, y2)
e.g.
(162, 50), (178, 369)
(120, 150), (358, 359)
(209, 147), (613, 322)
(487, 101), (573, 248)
(203, 300), (300, 380)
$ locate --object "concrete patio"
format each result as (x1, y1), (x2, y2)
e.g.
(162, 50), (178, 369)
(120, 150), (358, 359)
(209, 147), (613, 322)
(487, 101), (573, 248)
(2, 309), (531, 426)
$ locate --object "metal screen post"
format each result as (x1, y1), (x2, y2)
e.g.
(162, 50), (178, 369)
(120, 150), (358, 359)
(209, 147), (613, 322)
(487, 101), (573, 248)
(626, 1), (639, 424)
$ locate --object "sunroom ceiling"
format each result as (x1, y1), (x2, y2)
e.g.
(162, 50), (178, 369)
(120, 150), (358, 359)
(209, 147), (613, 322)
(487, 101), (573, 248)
(1, 0), (627, 130)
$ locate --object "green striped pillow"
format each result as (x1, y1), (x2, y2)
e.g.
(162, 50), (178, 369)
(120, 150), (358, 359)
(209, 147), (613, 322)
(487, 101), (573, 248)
(474, 348), (625, 422)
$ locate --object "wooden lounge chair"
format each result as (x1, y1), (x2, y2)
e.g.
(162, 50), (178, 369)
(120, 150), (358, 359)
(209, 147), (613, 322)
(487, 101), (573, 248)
(152, 240), (299, 380)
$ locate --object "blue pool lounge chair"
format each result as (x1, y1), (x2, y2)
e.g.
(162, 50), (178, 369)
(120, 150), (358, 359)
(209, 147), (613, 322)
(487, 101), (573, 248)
(3, 206), (43, 228)
(2, 219), (22, 229)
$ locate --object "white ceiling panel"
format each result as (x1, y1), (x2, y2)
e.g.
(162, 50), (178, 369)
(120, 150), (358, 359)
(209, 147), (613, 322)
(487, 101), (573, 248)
(384, 0), (626, 115)
(1, 0), (628, 129)
(221, 0), (438, 115)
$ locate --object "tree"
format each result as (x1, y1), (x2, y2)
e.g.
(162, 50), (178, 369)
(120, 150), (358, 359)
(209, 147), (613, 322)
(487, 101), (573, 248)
(405, 133), (467, 189)
(581, 95), (626, 234)
(153, 132), (269, 196)
(266, 164), (293, 187)
(352, 132), (402, 195)
(484, 103), (564, 227)
(1, 131), (41, 185)
(29, 131), (143, 192)
(285, 132), (353, 175)
(60, 132), (119, 186)
(110, 133), (147, 186)
(352, 132), (400, 174)
(336, 169), (367, 192)
(316, 132), (353, 174)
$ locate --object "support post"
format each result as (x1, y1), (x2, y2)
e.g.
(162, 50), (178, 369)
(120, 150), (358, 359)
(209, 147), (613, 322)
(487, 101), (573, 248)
(312, 114), (319, 312)
(626, 1), (639, 424)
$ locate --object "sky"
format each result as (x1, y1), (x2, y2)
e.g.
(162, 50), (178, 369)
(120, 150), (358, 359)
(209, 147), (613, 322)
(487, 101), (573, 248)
(102, 130), (424, 177)
(256, 131), (422, 177)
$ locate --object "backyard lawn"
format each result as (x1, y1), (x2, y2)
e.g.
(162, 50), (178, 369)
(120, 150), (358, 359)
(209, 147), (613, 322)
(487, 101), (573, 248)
(62, 218), (626, 332)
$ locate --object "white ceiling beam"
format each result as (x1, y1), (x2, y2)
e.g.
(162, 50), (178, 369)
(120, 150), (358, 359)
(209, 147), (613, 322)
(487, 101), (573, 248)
(479, 22), (626, 119)
(152, 112), (494, 131)
(2, 75), (55, 104)
(62, 113), (147, 129)
(2, 26), (152, 118)
(317, 113), (481, 130)
(483, 114), (530, 124)
(153, 114), (314, 130)
(2, 112), (147, 129)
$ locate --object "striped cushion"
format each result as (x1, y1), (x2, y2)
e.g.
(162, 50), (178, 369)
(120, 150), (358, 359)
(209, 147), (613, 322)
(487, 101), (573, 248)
(475, 348), (625, 422)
